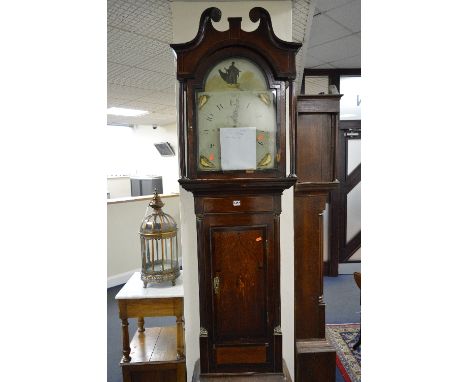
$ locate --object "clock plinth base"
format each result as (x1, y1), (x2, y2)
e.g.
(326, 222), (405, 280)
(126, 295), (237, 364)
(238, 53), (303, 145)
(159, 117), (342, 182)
(295, 339), (336, 382)
(192, 359), (291, 382)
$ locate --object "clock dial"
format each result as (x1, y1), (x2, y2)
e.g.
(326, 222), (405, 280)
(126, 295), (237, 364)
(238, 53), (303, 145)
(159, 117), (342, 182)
(196, 58), (278, 172)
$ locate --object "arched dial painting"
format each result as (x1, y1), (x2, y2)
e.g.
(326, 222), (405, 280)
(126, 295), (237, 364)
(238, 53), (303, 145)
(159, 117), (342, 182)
(196, 57), (278, 172)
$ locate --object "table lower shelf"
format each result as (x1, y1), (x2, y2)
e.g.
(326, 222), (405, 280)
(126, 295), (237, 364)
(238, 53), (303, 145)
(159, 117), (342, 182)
(121, 326), (184, 364)
(121, 326), (186, 382)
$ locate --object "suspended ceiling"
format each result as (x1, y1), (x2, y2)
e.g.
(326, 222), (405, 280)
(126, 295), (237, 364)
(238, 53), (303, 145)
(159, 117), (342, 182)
(107, 0), (360, 126)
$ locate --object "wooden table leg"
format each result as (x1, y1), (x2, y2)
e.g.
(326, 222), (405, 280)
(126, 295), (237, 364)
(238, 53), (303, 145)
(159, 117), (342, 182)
(137, 317), (145, 332)
(122, 366), (131, 382)
(176, 314), (184, 359)
(176, 362), (186, 382)
(121, 317), (131, 362)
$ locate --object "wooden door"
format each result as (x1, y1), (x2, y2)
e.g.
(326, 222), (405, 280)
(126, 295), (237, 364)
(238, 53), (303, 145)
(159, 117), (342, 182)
(195, 195), (281, 374)
(211, 226), (268, 342)
(206, 214), (274, 372)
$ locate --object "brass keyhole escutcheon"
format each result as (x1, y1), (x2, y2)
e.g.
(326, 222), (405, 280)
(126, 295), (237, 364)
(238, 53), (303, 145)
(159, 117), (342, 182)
(213, 275), (220, 295)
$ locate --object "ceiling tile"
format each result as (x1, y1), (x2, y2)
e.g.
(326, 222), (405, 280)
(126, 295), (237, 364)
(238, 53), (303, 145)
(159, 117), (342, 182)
(109, 67), (174, 92)
(120, 100), (168, 112)
(107, 113), (176, 127)
(329, 54), (360, 68)
(107, 0), (172, 43)
(107, 83), (155, 99)
(292, 0), (313, 41)
(108, 27), (170, 69)
(326, 0), (361, 33)
(304, 55), (329, 68)
(310, 63), (337, 69)
(108, 62), (132, 81)
(316, 0), (354, 13)
(139, 91), (176, 106)
(136, 50), (175, 75)
(308, 14), (352, 47)
(292, 0), (315, 92)
(107, 97), (134, 107)
(307, 34), (360, 65)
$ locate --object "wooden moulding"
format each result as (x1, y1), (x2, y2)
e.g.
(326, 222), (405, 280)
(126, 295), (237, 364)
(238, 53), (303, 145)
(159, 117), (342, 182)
(202, 195), (274, 213)
(193, 359), (291, 381)
(296, 95), (342, 113)
(170, 7), (301, 81)
(294, 180), (340, 192)
(119, 298), (183, 319)
(179, 177), (297, 195)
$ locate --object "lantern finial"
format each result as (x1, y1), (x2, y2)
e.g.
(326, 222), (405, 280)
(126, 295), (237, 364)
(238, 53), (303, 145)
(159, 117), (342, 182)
(149, 190), (165, 210)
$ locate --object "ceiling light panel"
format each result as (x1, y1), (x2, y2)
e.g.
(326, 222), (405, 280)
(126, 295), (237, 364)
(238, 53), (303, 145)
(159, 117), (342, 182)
(107, 107), (149, 116)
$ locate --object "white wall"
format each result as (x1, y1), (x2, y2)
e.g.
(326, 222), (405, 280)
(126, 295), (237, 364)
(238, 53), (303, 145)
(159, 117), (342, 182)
(107, 194), (181, 287)
(346, 181), (361, 242)
(172, 2), (294, 379)
(106, 124), (134, 176)
(131, 124), (180, 194)
(347, 139), (361, 175)
(106, 123), (180, 195)
(344, 138), (361, 272)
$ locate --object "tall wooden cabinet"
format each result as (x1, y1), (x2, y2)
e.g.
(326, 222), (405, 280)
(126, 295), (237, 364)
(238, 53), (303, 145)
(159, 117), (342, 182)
(294, 95), (342, 382)
(194, 194), (284, 374)
(170, 7), (300, 377)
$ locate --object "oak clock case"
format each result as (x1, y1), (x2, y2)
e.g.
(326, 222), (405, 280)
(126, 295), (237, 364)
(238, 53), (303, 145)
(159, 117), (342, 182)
(170, 7), (301, 376)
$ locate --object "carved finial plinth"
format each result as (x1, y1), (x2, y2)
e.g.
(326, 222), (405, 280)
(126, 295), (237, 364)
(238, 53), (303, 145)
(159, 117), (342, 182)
(149, 190), (165, 210)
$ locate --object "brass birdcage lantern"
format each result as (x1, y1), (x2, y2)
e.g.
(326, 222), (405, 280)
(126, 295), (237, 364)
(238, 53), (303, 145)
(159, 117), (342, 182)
(139, 192), (180, 287)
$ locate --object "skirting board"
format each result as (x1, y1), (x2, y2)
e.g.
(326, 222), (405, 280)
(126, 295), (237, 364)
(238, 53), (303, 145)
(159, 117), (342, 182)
(107, 268), (139, 288)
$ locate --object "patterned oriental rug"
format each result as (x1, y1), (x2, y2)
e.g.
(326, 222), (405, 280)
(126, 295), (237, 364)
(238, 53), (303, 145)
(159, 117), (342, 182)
(326, 323), (361, 382)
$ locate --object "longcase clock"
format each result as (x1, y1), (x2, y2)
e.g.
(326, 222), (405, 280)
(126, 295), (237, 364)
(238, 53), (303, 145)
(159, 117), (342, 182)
(171, 7), (301, 376)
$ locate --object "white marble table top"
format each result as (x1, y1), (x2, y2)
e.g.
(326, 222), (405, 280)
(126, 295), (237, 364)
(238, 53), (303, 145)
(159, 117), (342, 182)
(115, 271), (184, 300)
